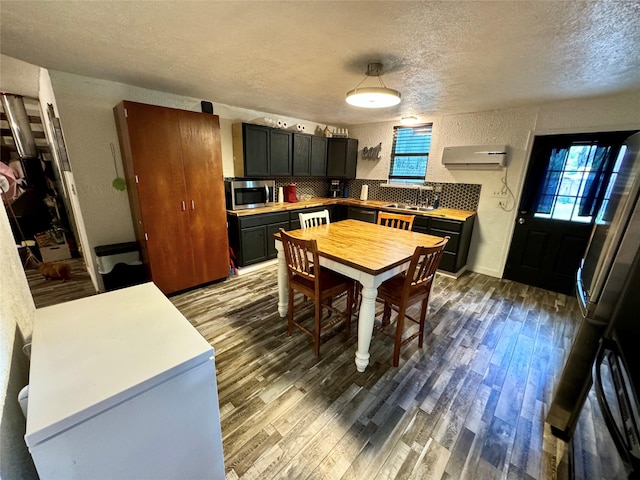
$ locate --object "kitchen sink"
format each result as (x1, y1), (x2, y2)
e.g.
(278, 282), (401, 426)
(384, 203), (437, 212)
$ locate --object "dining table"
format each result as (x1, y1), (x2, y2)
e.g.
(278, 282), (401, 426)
(274, 219), (445, 372)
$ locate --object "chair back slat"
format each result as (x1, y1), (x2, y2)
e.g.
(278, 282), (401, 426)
(299, 210), (331, 229)
(377, 212), (415, 231)
(406, 237), (449, 289)
(280, 229), (318, 281)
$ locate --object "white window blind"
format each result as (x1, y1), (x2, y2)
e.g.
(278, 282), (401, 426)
(389, 124), (432, 183)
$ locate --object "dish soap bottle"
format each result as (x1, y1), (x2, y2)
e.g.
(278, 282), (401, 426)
(433, 195), (440, 209)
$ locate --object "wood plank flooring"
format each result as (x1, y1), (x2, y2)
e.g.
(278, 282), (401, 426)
(25, 257), (97, 308)
(170, 266), (580, 480)
(27, 261), (593, 479)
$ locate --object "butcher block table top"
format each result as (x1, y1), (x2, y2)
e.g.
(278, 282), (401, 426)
(274, 219), (445, 276)
(228, 197), (476, 222)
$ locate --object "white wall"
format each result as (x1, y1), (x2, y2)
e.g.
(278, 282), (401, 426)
(47, 71), (330, 288)
(0, 55), (42, 478)
(38, 68), (99, 290)
(351, 92), (640, 277)
(0, 55), (40, 98)
(0, 205), (38, 479)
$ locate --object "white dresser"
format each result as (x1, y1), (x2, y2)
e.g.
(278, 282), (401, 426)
(25, 282), (225, 479)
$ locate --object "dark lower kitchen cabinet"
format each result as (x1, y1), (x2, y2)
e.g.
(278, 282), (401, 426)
(227, 212), (290, 267)
(289, 206), (334, 230)
(347, 206), (377, 223)
(293, 133), (327, 176)
(332, 204), (348, 221)
(327, 138), (358, 179)
(413, 215), (475, 274)
(229, 206), (341, 267)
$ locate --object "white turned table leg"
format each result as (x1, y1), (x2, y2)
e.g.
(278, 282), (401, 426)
(275, 241), (288, 318)
(355, 284), (378, 372)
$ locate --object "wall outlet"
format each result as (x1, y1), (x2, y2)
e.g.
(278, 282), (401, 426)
(434, 184), (443, 193)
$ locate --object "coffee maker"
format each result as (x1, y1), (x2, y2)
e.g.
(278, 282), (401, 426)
(329, 179), (344, 198)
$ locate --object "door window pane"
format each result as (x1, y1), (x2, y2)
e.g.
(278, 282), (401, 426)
(534, 142), (610, 223)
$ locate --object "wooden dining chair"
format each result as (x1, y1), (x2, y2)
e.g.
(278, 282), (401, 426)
(377, 212), (415, 230)
(279, 229), (354, 357)
(351, 212), (417, 311)
(374, 237), (449, 366)
(299, 209), (331, 228)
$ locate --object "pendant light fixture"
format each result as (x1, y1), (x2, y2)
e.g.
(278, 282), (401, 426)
(346, 63), (401, 108)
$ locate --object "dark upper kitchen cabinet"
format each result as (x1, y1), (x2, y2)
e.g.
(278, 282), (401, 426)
(293, 133), (328, 176)
(270, 129), (292, 176)
(232, 122), (292, 177)
(327, 138), (358, 179)
(242, 124), (270, 177)
(114, 101), (229, 294)
(311, 136), (328, 176)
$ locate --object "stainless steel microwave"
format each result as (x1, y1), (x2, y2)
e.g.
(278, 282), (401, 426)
(225, 179), (275, 210)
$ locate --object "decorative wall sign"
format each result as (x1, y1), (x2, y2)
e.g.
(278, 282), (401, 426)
(362, 142), (382, 160)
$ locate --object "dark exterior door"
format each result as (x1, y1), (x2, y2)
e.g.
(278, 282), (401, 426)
(504, 132), (632, 294)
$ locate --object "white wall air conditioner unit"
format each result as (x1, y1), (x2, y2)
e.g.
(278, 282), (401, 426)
(442, 145), (508, 169)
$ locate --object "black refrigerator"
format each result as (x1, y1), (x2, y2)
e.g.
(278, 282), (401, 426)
(547, 132), (640, 478)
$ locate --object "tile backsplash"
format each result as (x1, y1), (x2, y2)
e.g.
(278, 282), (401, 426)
(260, 178), (481, 211)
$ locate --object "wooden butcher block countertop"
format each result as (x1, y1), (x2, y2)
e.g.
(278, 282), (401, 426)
(227, 198), (476, 221)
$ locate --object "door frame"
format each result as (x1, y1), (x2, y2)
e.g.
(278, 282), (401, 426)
(498, 123), (640, 280)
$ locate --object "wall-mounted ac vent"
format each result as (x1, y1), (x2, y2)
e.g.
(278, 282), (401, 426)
(442, 145), (508, 169)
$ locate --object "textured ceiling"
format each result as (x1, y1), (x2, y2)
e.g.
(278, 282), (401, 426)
(1, 1), (639, 126)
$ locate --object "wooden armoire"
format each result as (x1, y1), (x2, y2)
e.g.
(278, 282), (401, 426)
(114, 101), (229, 294)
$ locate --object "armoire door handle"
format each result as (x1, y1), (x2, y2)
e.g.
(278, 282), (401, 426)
(181, 201), (186, 211)
(191, 200), (195, 210)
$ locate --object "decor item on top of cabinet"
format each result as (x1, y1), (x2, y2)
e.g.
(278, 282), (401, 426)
(295, 124), (306, 132)
(333, 128), (349, 138)
(362, 142), (382, 160)
(276, 120), (288, 129)
(114, 101), (230, 295)
(323, 126), (333, 138)
(258, 117), (276, 127)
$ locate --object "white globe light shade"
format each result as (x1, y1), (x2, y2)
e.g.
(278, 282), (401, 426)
(345, 87), (401, 108)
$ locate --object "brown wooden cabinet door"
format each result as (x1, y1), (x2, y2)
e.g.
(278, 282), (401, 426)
(178, 111), (230, 284)
(119, 102), (195, 294)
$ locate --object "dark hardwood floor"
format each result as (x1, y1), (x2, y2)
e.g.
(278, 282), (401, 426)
(28, 261), (594, 479)
(25, 257), (97, 308)
(170, 267), (580, 480)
